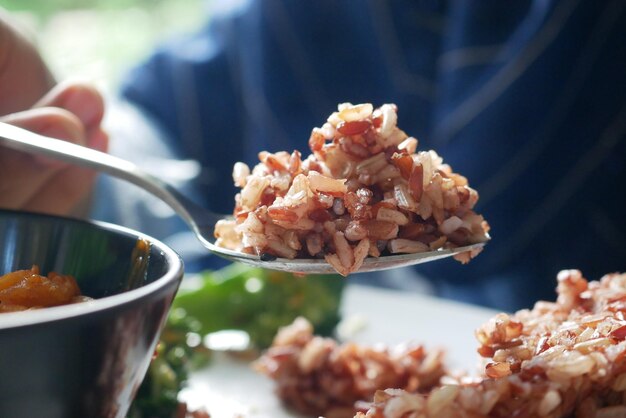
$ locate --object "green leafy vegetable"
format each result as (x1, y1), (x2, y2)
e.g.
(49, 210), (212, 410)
(172, 263), (345, 348)
(128, 263), (345, 417)
(127, 305), (210, 418)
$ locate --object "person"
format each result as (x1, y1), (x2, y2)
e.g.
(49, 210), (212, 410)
(3, 1), (626, 311)
(105, 0), (626, 311)
(0, 12), (108, 217)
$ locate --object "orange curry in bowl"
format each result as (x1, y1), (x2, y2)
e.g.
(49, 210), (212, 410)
(0, 266), (89, 313)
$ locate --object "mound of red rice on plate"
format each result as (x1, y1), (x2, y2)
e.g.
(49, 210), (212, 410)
(215, 103), (490, 275)
(254, 317), (446, 418)
(355, 270), (626, 418)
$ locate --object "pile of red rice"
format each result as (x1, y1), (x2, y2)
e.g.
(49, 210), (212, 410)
(356, 270), (626, 418)
(254, 317), (446, 418)
(215, 103), (490, 275)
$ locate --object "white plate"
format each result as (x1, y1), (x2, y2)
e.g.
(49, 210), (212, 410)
(180, 284), (497, 417)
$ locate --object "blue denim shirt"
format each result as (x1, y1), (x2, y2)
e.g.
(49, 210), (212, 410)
(110, 0), (626, 310)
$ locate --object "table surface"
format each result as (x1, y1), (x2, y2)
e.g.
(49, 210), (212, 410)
(181, 284), (498, 418)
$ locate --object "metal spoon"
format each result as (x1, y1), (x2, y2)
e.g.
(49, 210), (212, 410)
(0, 121), (487, 274)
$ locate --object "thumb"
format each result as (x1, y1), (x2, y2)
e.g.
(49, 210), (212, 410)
(0, 107), (87, 168)
(0, 107), (87, 211)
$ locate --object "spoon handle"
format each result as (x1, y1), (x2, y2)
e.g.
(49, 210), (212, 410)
(0, 121), (216, 237)
(0, 122), (488, 274)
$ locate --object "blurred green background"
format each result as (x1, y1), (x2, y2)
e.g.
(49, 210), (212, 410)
(4, 0), (206, 91)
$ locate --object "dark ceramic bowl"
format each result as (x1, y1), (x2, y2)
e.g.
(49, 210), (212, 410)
(0, 209), (184, 418)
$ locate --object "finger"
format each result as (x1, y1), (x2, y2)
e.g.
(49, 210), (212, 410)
(22, 164), (97, 217)
(88, 126), (109, 153)
(0, 107), (85, 209)
(1, 107), (85, 145)
(34, 81), (109, 153)
(1, 106), (87, 167)
(0, 10), (55, 115)
(35, 81), (106, 132)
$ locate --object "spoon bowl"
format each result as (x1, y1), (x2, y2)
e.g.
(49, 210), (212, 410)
(0, 121), (487, 274)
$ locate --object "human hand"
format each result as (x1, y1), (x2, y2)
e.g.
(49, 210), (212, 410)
(0, 12), (108, 217)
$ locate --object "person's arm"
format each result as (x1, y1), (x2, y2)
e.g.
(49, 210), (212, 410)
(0, 12), (108, 217)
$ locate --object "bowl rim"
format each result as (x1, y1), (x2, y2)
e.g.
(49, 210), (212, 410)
(0, 210), (184, 330)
